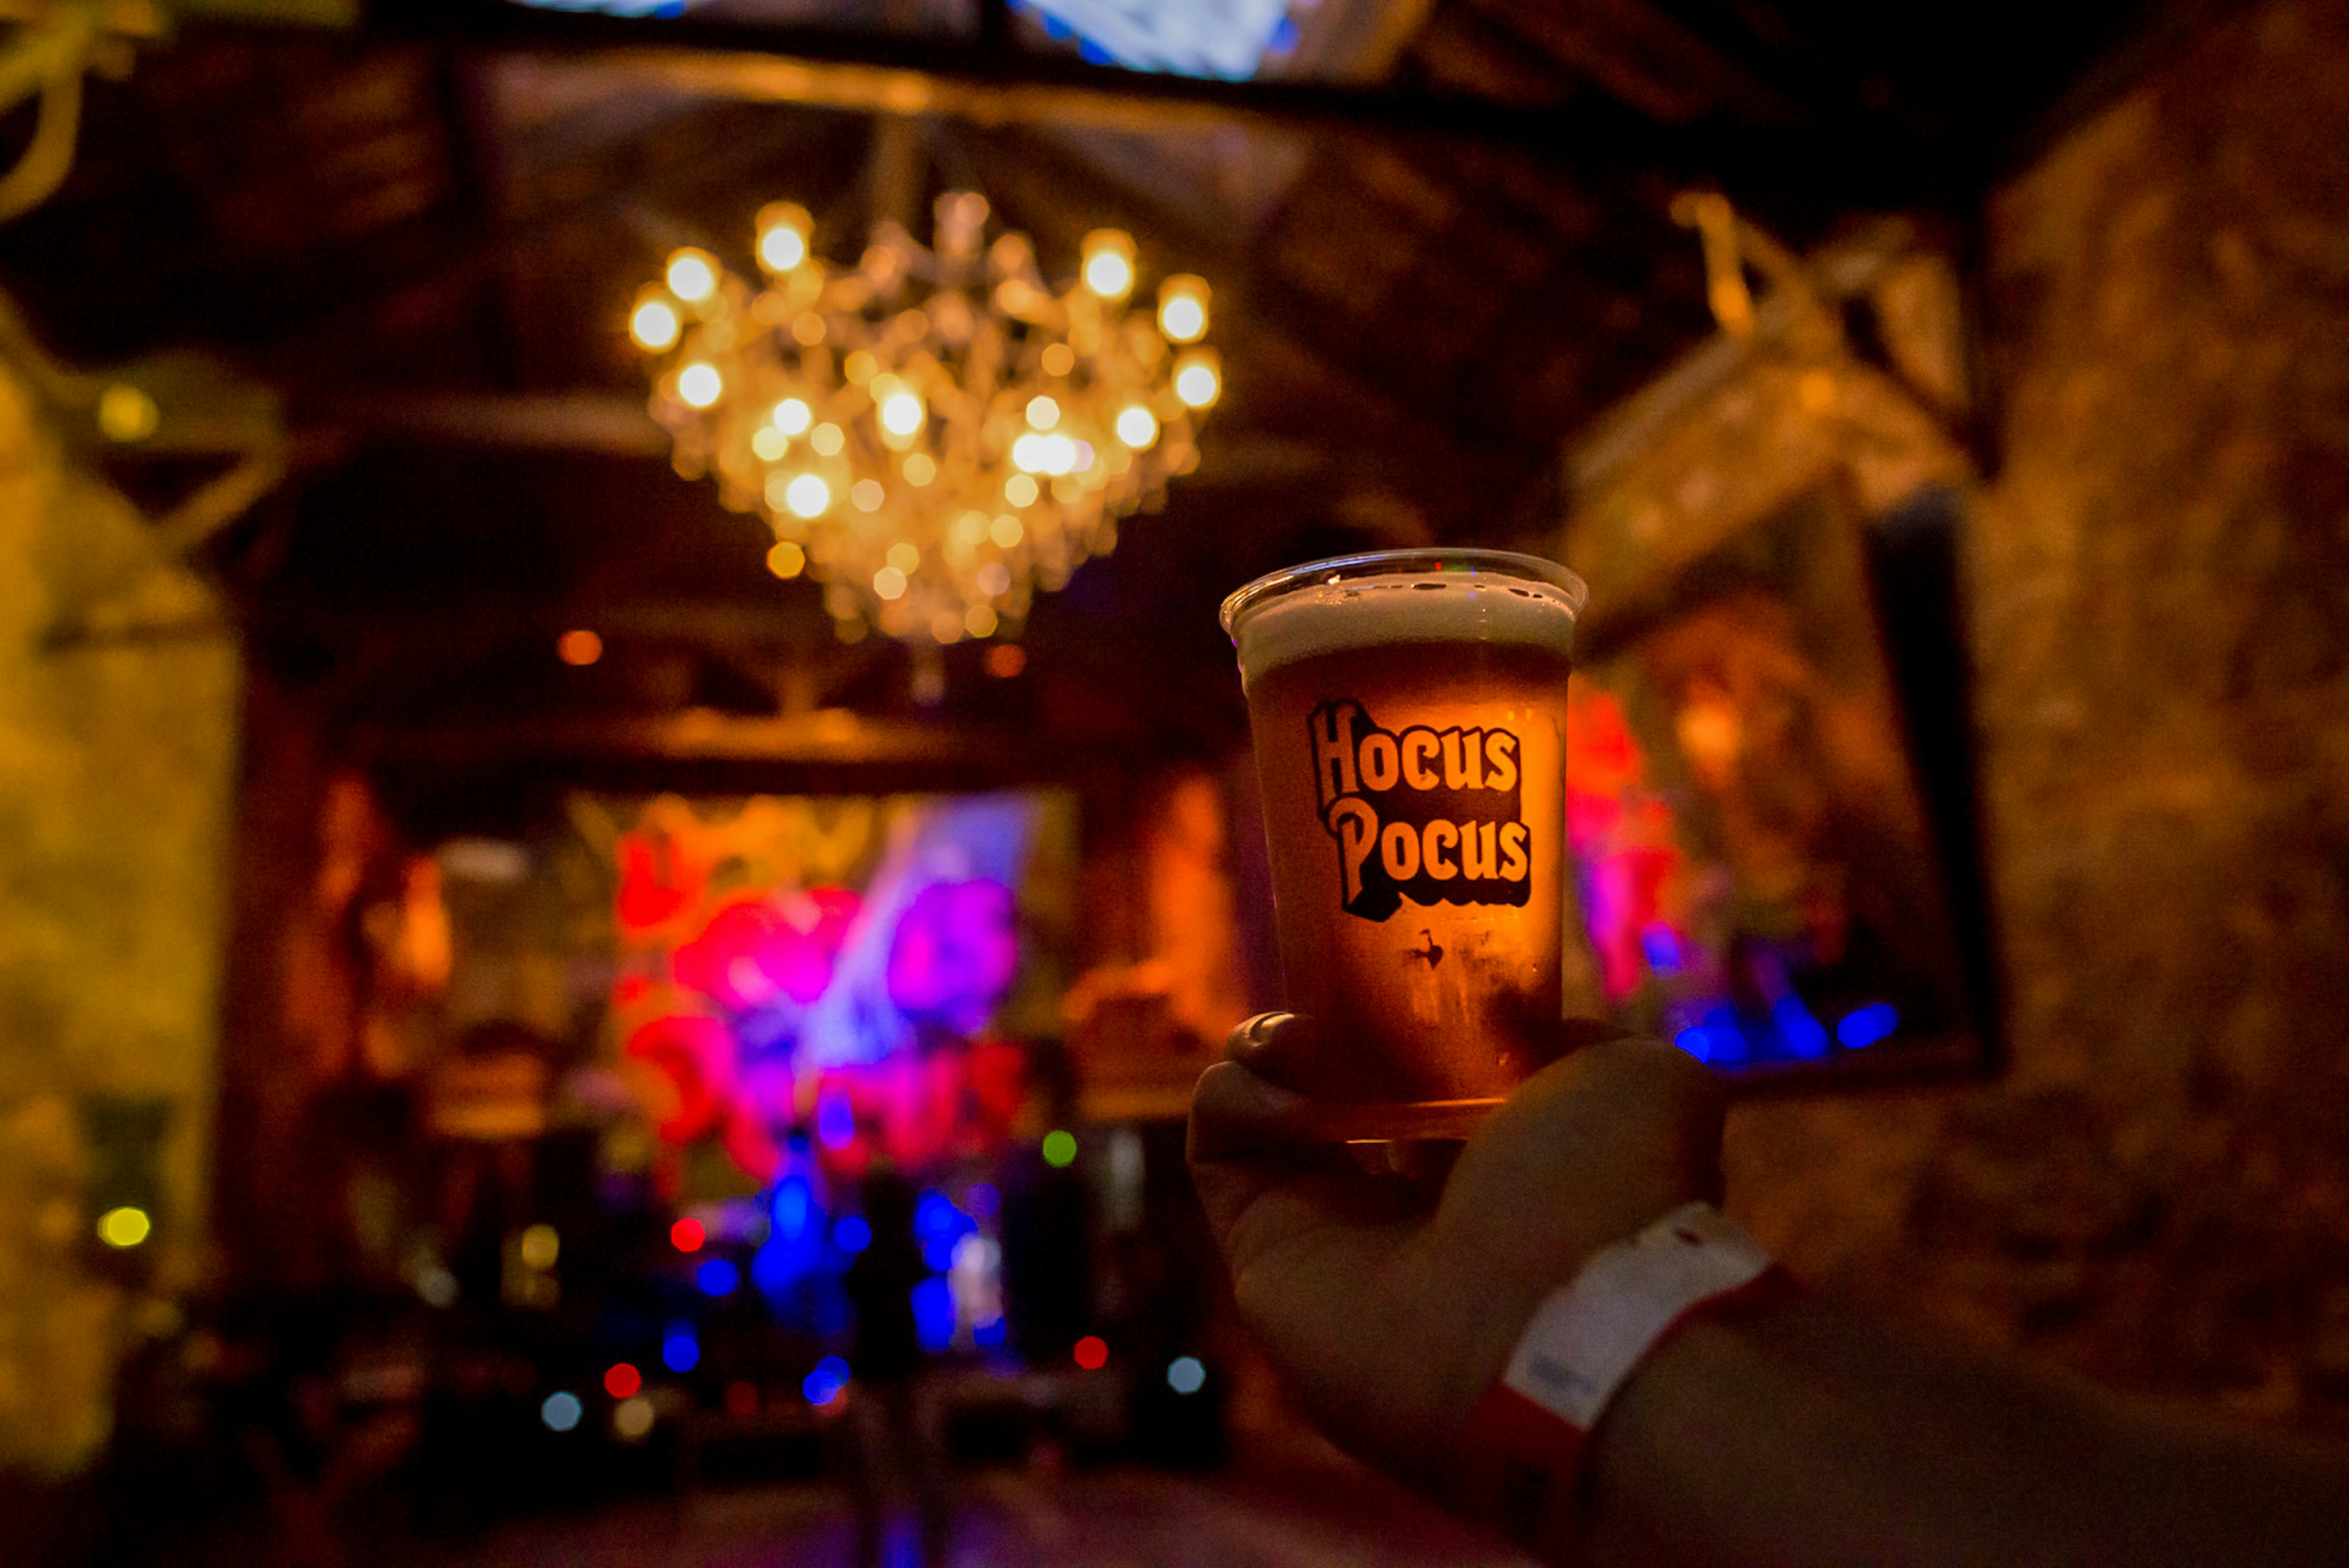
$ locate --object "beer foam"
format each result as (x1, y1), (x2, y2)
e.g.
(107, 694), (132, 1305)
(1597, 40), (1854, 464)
(1231, 571), (1583, 686)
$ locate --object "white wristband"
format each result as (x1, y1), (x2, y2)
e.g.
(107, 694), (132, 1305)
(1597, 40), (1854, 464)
(1501, 1200), (1776, 1430)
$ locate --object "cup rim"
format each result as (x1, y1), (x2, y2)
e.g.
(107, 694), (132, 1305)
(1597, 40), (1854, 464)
(1218, 547), (1589, 643)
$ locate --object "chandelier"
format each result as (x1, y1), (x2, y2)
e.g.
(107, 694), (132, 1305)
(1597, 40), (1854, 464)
(629, 191), (1219, 646)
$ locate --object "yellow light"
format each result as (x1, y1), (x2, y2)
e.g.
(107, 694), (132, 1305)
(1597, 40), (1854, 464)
(930, 610), (964, 643)
(760, 227), (806, 272)
(1159, 295), (1206, 341)
(880, 391), (925, 437)
(97, 383), (160, 443)
(956, 511), (989, 544)
(752, 427), (787, 461)
(614, 1396), (656, 1441)
(767, 541), (806, 578)
(629, 297), (681, 353)
(97, 1206), (150, 1248)
(520, 1224), (560, 1270)
(774, 398), (812, 435)
(851, 479), (885, 512)
(1157, 275), (1209, 342)
(844, 350), (878, 386)
(966, 604), (999, 638)
(811, 423), (845, 456)
(989, 513), (1024, 547)
(677, 362), (723, 408)
(1012, 433), (1045, 473)
(1026, 394), (1060, 430)
(1037, 433), (1077, 474)
(785, 474), (831, 518)
(1041, 343), (1075, 377)
(792, 312), (826, 346)
(887, 541), (920, 572)
(1081, 229), (1136, 300)
(665, 249), (718, 303)
(873, 566), (908, 600)
(1174, 348), (1220, 409)
(1115, 404), (1159, 449)
(1004, 474), (1039, 508)
(977, 561), (1011, 596)
(755, 201), (811, 272)
(902, 452), (937, 486)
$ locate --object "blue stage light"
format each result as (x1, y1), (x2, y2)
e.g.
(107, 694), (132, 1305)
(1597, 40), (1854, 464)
(1838, 1002), (1901, 1048)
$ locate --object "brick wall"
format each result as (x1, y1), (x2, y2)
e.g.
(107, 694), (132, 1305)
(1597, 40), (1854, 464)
(1726, 0), (2349, 1429)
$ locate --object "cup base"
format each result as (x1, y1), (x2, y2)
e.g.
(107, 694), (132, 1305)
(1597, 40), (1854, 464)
(1310, 1096), (1506, 1142)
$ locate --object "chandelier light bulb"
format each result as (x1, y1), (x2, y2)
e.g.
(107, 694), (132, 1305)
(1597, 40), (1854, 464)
(902, 452), (937, 486)
(767, 540), (806, 578)
(630, 295), (681, 352)
(785, 473), (831, 518)
(756, 202), (812, 272)
(880, 391), (926, 437)
(1004, 473), (1039, 508)
(1081, 229), (1136, 300)
(677, 362), (723, 408)
(752, 426), (788, 460)
(666, 248), (719, 303)
(811, 423), (845, 456)
(887, 541), (920, 572)
(773, 398), (812, 435)
(1115, 404), (1159, 449)
(873, 565), (908, 600)
(989, 513), (1024, 547)
(1174, 348), (1221, 409)
(1025, 394), (1060, 430)
(852, 479), (886, 511)
(966, 604), (999, 638)
(1157, 276), (1209, 343)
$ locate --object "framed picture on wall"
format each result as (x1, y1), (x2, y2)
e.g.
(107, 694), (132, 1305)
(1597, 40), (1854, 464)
(1562, 482), (1997, 1087)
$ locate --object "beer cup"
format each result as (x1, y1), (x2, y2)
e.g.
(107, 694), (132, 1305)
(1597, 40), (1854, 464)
(1221, 549), (1587, 1139)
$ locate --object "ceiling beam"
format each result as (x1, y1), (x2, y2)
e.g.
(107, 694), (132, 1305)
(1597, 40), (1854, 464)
(357, 2), (1955, 202)
(354, 707), (1034, 774)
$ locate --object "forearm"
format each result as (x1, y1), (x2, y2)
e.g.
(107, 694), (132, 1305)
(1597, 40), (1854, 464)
(1572, 1293), (2349, 1568)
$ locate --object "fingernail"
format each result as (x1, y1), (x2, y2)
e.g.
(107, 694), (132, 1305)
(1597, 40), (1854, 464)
(1240, 1011), (1292, 1044)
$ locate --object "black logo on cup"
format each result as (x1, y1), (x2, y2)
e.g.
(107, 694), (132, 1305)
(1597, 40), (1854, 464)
(1308, 700), (1531, 922)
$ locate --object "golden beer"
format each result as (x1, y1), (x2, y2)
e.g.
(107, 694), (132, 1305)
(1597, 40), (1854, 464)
(1222, 550), (1586, 1139)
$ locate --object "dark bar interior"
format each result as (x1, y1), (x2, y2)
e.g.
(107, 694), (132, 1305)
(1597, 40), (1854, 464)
(1, 0), (2345, 1562)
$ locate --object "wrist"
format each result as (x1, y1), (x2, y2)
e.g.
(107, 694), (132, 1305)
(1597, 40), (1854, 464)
(1453, 1203), (1789, 1555)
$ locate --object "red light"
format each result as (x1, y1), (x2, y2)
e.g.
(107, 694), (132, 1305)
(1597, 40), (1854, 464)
(725, 1380), (759, 1416)
(1072, 1336), (1108, 1371)
(604, 1363), (642, 1399)
(557, 629), (603, 666)
(670, 1216), (706, 1253)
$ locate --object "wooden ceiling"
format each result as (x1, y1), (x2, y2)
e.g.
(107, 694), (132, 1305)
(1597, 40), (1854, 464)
(0, 0), (2150, 809)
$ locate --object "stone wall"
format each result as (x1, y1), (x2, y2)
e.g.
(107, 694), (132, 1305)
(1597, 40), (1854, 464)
(0, 368), (241, 1474)
(1725, 0), (2349, 1429)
